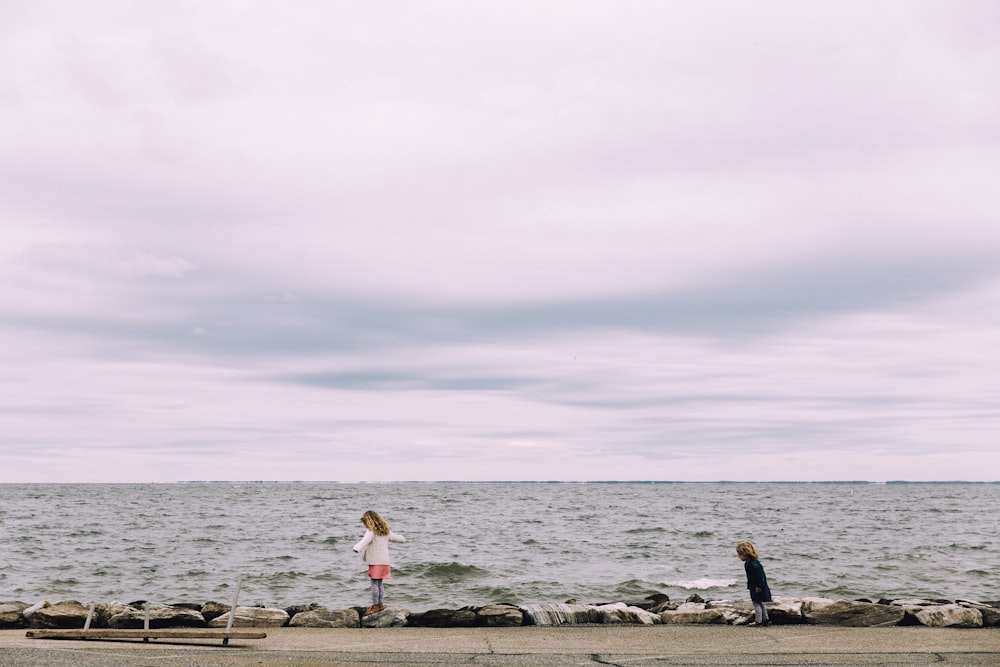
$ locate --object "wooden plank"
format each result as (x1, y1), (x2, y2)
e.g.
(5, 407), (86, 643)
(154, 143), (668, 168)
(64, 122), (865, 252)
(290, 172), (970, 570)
(26, 628), (266, 641)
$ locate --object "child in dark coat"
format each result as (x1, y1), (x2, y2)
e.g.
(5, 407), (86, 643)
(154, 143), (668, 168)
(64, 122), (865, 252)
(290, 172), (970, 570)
(736, 541), (771, 626)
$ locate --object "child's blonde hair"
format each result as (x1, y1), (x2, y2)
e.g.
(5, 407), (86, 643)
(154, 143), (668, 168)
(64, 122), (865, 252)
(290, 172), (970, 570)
(736, 541), (759, 559)
(361, 510), (390, 536)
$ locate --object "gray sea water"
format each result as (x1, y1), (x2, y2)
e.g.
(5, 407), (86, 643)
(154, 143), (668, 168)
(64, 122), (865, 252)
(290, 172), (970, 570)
(1, 482), (997, 610)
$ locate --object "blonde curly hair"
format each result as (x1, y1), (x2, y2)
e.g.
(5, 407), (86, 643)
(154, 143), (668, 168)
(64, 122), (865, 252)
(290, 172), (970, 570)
(361, 510), (390, 536)
(736, 541), (760, 560)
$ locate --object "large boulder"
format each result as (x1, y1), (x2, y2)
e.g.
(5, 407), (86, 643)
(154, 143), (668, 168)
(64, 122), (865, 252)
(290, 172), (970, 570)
(593, 603), (661, 625)
(90, 602), (133, 629)
(889, 598), (942, 607)
(208, 606), (289, 628)
(805, 600), (905, 627)
(23, 600), (90, 629)
(705, 600), (754, 625)
(914, 604), (983, 628)
(360, 606), (407, 628)
(0, 602), (28, 629)
(407, 608), (477, 628)
(958, 600), (1000, 627)
(108, 604), (207, 629)
(476, 604), (523, 627)
(289, 608), (360, 628)
(200, 601), (232, 622)
(799, 598), (837, 616)
(639, 594), (673, 613)
(660, 608), (727, 624)
(767, 598), (806, 625)
(520, 603), (597, 626)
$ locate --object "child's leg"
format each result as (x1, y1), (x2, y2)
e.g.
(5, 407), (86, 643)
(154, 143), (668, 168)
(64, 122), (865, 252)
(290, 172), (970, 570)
(375, 579), (385, 605)
(370, 578), (381, 606)
(752, 601), (769, 624)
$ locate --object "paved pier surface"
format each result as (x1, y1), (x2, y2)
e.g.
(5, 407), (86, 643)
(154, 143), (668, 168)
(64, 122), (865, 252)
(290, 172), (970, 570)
(3, 625), (999, 666)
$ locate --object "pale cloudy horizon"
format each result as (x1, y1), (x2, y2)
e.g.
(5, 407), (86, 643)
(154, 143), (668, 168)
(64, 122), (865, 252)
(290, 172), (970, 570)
(2, 1), (999, 483)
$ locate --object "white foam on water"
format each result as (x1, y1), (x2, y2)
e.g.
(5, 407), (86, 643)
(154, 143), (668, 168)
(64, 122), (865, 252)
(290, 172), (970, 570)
(665, 577), (738, 590)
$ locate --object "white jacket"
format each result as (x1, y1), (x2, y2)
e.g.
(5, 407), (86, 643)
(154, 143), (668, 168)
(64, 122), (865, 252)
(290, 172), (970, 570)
(352, 530), (406, 565)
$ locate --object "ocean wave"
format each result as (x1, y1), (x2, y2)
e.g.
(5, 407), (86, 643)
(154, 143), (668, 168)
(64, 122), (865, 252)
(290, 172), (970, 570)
(465, 585), (522, 604)
(405, 562), (490, 581)
(613, 579), (664, 598)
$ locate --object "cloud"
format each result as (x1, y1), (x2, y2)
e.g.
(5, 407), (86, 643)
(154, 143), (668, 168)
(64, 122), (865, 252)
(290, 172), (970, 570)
(1, 1), (999, 481)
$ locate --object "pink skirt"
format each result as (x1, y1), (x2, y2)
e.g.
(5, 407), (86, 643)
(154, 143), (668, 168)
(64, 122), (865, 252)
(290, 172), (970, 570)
(368, 564), (391, 580)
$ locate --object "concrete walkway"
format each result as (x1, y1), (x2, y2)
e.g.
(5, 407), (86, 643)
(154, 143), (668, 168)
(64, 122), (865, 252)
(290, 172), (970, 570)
(3, 625), (999, 666)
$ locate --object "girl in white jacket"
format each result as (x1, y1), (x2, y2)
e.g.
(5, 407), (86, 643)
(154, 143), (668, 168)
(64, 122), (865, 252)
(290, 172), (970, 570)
(352, 510), (406, 615)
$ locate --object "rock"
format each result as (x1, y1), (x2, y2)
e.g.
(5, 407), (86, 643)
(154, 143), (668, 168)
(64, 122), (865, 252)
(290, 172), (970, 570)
(0, 602), (28, 629)
(94, 602), (134, 628)
(593, 603), (661, 625)
(290, 608), (360, 628)
(200, 601), (232, 622)
(407, 608), (477, 628)
(642, 594), (673, 614)
(208, 606), (289, 628)
(914, 604), (983, 628)
(360, 606), (407, 628)
(799, 597), (837, 615)
(685, 594), (705, 604)
(660, 608), (727, 624)
(805, 600), (905, 627)
(520, 603), (597, 626)
(24, 600), (90, 629)
(108, 604), (207, 629)
(958, 600), (1000, 627)
(285, 603), (323, 618)
(705, 600), (754, 625)
(889, 598), (941, 607)
(767, 598), (805, 625)
(476, 604), (523, 627)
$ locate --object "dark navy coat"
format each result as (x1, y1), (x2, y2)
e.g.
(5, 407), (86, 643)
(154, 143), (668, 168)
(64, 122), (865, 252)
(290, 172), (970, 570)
(744, 557), (772, 602)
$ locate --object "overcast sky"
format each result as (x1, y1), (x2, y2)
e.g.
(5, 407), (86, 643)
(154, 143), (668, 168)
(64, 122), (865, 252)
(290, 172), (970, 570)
(2, 1), (998, 482)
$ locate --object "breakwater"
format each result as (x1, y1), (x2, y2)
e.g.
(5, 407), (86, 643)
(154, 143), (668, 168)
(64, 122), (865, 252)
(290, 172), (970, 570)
(4, 592), (999, 631)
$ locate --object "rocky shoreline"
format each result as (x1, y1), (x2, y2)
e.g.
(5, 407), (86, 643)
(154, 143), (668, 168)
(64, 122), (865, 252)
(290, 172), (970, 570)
(3, 594), (999, 631)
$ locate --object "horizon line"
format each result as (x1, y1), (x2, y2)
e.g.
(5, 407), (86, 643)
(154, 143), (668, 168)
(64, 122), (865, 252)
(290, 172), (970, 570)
(3, 479), (998, 485)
